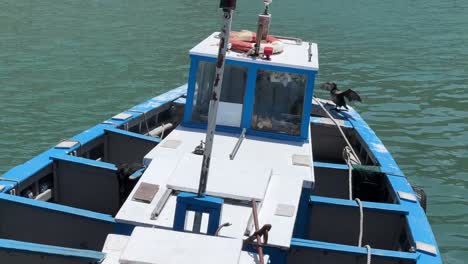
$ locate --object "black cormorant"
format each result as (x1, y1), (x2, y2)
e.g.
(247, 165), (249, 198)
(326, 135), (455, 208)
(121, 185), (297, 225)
(320, 82), (362, 110)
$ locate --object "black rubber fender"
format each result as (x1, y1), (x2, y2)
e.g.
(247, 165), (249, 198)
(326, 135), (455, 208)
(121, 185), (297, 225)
(411, 185), (427, 213)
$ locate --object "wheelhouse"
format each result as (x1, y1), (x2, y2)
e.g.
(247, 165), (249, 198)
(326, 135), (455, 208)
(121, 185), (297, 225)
(183, 32), (319, 141)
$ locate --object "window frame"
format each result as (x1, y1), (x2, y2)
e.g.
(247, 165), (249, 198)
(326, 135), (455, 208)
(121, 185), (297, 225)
(183, 55), (317, 141)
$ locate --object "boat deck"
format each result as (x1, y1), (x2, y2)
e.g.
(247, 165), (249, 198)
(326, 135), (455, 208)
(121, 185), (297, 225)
(116, 126), (313, 249)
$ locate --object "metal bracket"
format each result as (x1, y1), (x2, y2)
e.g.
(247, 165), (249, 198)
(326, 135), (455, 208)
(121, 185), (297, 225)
(55, 139), (80, 149)
(102, 120), (118, 126)
(397, 191), (417, 202)
(416, 241), (437, 256)
(112, 113), (133, 121)
(229, 128), (246, 160)
(150, 188), (173, 220)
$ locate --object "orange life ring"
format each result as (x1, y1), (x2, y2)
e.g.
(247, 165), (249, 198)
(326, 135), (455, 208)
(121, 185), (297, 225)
(230, 31), (284, 54)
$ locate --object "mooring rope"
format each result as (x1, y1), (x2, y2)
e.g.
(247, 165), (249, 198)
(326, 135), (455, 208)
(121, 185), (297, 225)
(313, 98), (373, 263)
(127, 109), (150, 135)
(312, 97), (361, 165)
(349, 163), (353, 200)
(355, 198), (363, 247)
(343, 146), (359, 200)
(364, 245), (372, 264)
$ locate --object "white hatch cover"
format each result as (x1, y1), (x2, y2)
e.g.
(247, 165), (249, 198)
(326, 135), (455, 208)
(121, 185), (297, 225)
(167, 153), (272, 201)
(119, 227), (243, 264)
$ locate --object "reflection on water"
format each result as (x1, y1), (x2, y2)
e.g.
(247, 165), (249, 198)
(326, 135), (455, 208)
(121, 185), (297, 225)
(0, 0), (467, 262)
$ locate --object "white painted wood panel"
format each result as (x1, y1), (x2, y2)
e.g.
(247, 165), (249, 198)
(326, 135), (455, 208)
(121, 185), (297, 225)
(167, 154), (272, 201)
(119, 227), (243, 264)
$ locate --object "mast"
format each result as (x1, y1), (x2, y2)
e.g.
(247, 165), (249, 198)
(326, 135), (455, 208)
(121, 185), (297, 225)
(254, 0), (272, 56)
(193, 0), (237, 232)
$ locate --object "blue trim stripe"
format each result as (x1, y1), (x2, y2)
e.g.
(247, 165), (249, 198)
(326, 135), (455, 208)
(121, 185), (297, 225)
(189, 54), (311, 75)
(50, 154), (117, 171)
(300, 72), (316, 138)
(337, 106), (441, 262)
(310, 195), (409, 215)
(240, 65), (258, 129)
(0, 85), (187, 193)
(313, 161), (349, 170)
(129, 84), (187, 114)
(343, 107), (402, 176)
(183, 59), (199, 123)
(0, 193), (115, 223)
(104, 127), (161, 144)
(0, 238), (105, 262)
(310, 116), (353, 128)
(290, 238), (419, 262)
(185, 55), (317, 141)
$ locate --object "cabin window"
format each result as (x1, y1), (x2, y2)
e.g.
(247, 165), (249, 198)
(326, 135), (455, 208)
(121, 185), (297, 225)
(251, 69), (307, 136)
(191, 61), (247, 126)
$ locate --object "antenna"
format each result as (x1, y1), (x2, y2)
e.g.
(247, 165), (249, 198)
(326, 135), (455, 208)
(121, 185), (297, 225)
(193, 0), (237, 232)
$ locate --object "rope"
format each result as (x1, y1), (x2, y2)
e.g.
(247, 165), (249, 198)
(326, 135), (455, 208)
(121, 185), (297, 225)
(312, 97), (361, 164)
(343, 146), (360, 200)
(348, 163), (353, 200)
(160, 123), (166, 139)
(364, 245), (372, 264)
(355, 198), (363, 247)
(127, 109), (150, 134)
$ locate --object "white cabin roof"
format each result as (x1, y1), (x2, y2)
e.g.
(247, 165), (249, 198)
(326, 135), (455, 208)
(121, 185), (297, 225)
(190, 32), (319, 71)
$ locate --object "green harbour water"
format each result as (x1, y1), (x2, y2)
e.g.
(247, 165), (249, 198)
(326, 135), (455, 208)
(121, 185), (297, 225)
(0, 0), (467, 262)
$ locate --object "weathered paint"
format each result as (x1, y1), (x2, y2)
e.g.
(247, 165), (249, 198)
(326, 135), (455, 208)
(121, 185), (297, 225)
(309, 103), (441, 263)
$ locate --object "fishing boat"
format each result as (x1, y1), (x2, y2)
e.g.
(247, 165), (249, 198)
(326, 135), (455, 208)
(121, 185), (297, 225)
(0, 1), (440, 263)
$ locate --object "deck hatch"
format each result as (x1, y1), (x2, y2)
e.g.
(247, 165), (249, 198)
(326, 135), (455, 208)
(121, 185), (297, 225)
(112, 113), (133, 121)
(275, 204), (296, 217)
(160, 139), (182, 149)
(55, 140), (80, 149)
(132, 183), (160, 204)
(292, 154), (311, 167)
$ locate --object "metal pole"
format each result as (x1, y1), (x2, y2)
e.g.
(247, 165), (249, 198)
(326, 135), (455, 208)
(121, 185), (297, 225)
(251, 200), (265, 264)
(193, 0), (236, 233)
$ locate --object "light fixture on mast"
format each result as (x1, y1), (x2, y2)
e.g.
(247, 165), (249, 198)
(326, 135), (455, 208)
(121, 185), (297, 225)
(254, 0), (273, 56)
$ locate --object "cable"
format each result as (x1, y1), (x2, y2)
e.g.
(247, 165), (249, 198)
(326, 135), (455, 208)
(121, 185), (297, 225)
(355, 198), (363, 247)
(364, 245), (372, 264)
(312, 97), (361, 164)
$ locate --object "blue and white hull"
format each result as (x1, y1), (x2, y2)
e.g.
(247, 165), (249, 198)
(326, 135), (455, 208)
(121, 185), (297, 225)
(0, 85), (440, 264)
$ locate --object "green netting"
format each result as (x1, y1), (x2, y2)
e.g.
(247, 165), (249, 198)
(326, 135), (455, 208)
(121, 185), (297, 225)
(351, 165), (383, 176)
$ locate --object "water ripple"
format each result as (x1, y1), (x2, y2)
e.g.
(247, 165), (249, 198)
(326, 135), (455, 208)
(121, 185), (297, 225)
(0, 0), (467, 262)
